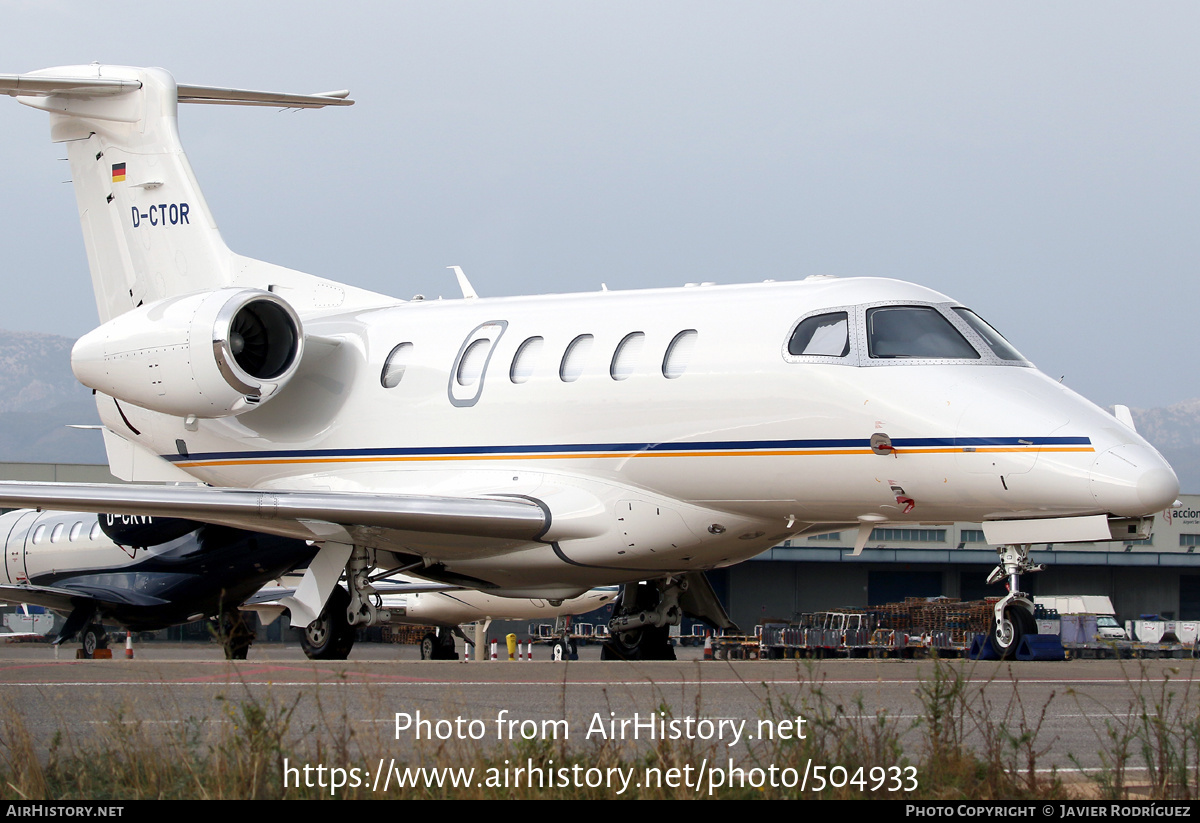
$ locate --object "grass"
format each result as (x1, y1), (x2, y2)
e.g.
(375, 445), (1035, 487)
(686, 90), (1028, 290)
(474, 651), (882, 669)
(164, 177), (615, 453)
(0, 658), (1197, 799)
(1068, 661), (1200, 799)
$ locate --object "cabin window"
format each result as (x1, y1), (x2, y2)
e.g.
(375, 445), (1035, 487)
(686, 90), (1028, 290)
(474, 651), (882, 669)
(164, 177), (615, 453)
(662, 330), (698, 379)
(90, 522), (102, 541)
(610, 332), (645, 381)
(510, 337), (543, 384)
(456, 339), (491, 387)
(788, 312), (849, 357)
(31, 525), (45, 544)
(69, 521), (83, 541)
(50, 523), (64, 543)
(380, 342), (414, 388)
(953, 308), (1026, 362)
(866, 306), (979, 360)
(560, 334), (594, 382)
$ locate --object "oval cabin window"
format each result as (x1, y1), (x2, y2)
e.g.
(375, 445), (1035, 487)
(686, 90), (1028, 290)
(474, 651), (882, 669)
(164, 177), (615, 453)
(510, 337), (544, 384)
(456, 338), (491, 387)
(560, 335), (594, 382)
(662, 330), (698, 379)
(610, 332), (645, 381)
(381, 342), (414, 388)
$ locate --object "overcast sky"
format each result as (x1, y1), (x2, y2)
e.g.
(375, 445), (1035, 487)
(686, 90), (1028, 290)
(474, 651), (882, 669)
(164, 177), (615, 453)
(0, 2), (1195, 410)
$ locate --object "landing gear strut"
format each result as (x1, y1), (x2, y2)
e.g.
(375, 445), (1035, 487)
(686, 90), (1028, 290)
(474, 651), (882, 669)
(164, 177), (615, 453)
(986, 543), (1043, 659)
(218, 610), (254, 660)
(345, 546), (391, 628)
(549, 616), (578, 661)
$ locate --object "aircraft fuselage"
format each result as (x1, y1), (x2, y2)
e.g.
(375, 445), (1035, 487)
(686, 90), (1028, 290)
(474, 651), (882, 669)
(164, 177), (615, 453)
(93, 276), (1177, 594)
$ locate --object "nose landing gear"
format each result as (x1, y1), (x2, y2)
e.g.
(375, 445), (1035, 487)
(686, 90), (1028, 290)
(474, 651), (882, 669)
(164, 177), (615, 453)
(986, 543), (1043, 659)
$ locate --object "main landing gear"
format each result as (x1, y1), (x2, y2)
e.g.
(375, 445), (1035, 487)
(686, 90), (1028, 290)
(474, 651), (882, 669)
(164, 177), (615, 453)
(986, 543), (1043, 659)
(420, 628), (459, 660)
(217, 610), (255, 660)
(80, 623), (109, 657)
(602, 580), (680, 661)
(601, 573), (740, 661)
(300, 585), (356, 660)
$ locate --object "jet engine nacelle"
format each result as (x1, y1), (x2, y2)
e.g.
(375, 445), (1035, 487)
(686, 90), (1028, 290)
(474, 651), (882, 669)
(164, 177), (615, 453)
(72, 288), (303, 418)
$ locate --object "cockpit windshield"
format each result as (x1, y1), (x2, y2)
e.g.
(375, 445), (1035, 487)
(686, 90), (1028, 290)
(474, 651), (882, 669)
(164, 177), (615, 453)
(952, 308), (1027, 362)
(788, 312), (850, 357)
(866, 306), (979, 359)
(785, 302), (1030, 367)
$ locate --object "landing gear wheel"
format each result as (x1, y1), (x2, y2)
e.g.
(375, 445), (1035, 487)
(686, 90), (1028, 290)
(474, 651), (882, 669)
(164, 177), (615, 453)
(220, 611), (254, 660)
(420, 630), (459, 660)
(601, 624), (676, 661)
(989, 605), (1035, 660)
(550, 638), (577, 661)
(300, 586), (355, 660)
(81, 624), (108, 657)
(603, 582), (677, 661)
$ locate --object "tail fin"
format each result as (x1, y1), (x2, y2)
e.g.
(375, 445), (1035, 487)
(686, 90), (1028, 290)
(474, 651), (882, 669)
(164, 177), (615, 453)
(1, 65), (392, 322)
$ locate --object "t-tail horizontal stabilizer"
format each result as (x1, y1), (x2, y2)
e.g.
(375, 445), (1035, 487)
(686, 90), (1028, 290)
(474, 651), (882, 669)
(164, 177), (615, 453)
(0, 71), (354, 108)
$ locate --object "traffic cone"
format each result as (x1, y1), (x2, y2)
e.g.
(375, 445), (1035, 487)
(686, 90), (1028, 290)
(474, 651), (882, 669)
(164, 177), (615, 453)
(125, 633), (133, 659)
(703, 636), (713, 661)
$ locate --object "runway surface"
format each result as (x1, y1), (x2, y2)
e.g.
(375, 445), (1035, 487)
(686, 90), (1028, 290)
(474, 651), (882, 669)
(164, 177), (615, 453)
(2, 640), (1198, 784)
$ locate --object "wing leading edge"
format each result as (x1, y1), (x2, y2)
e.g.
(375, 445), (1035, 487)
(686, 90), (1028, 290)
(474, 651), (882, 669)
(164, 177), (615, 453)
(0, 482), (549, 551)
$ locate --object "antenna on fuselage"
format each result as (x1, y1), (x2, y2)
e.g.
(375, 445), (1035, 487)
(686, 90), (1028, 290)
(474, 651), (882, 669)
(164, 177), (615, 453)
(447, 266), (478, 300)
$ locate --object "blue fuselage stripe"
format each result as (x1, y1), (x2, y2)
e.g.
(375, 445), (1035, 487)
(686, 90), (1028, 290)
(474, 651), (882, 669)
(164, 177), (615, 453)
(161, 436), (1093, 464)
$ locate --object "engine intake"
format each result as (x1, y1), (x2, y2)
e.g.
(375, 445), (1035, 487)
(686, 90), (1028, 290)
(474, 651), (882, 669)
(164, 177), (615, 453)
(72, 288), (304, 418)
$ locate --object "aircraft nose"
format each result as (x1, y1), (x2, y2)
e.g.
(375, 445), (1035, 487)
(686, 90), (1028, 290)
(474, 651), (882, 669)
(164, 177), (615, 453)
(1089, 443), (1180, 516)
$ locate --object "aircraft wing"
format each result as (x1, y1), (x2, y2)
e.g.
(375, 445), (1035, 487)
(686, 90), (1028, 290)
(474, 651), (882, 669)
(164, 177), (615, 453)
(0, 482), (549, 553)
(0, 583), (168, 613)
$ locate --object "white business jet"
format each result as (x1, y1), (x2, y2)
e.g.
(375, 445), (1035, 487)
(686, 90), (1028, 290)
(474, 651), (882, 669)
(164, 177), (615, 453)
(0, 65), (1179, 660)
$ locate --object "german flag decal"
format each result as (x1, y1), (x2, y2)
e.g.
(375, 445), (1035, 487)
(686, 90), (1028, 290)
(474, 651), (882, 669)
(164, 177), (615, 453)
(111, 163), (126, 183)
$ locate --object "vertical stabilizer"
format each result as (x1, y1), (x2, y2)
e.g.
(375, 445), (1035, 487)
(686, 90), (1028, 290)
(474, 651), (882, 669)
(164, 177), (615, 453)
(2, 65), (393, 323)
(17, 66), (232, 322)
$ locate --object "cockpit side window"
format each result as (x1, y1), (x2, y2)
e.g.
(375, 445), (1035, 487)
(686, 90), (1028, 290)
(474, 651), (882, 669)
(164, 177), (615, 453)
(866, 306), (979, 359)
(953, 308), (1027, 362)
(788, 312), (850, 357)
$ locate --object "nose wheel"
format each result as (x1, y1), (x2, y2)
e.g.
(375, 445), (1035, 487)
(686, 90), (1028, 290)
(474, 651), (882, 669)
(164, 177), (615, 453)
(989, 603), (1036, 659)
(986, 543), (1043, 660)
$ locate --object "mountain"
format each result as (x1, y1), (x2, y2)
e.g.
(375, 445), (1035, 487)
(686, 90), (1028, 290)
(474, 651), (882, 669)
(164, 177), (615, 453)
(0, 330), (105, 464)
(1132, 399), (1200, 495)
